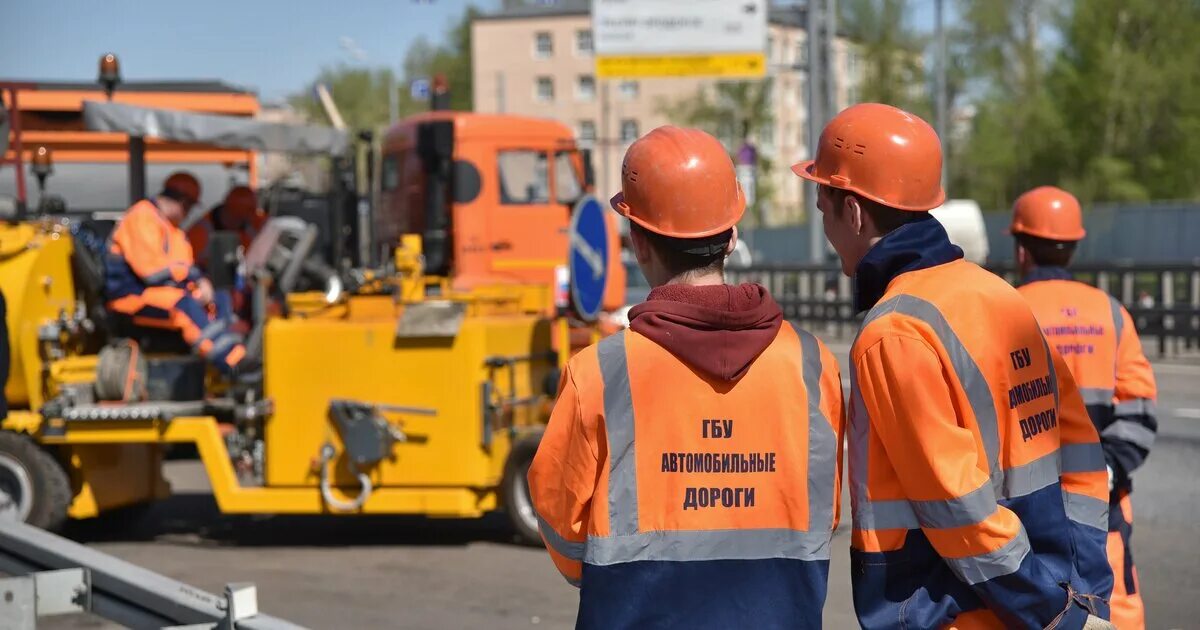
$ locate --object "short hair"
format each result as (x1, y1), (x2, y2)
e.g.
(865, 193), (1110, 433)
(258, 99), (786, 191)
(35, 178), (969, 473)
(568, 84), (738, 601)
(631, 223), (729, 281)
(1016, 233), (1077, 267)
(823, 185), (925, 234)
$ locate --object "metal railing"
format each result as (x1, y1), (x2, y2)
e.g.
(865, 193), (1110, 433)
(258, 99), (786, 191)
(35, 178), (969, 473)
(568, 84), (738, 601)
(728, 262), (1200, 356)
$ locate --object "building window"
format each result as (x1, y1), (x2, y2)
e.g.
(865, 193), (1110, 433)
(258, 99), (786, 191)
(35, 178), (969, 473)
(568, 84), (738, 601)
(534, 31), (553, 58)
(618, 80), (639, 100)
(576, 29), (593, 55)
(620, 119), (639, 143)
(535, 76), (554, 102)
(498, 151), (550, 205)
(796, 42), (808, 67)
(847, 48), (860, 77)
(577, 75), (596, 101)
(578, 120), (596, 146)
(767, 35), (776, 65)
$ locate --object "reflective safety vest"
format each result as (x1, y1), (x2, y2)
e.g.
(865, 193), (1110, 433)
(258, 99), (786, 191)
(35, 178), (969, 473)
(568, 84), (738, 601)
(528, 323), (845, 629)
(1017, 269), (1158, 494)
(105, 199), (201, 300)
(849, 258), (1110, 630)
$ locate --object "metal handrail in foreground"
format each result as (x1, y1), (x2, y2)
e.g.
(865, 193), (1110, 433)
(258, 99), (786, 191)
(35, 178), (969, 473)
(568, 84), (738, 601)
(0, 519), (305, 629)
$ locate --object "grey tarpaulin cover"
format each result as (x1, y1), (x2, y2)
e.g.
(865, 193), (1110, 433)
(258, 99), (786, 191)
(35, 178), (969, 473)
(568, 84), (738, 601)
(82, 100), (349, 155)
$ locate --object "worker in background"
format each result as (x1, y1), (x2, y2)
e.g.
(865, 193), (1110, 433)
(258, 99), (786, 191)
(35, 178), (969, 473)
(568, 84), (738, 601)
(528, 126), (846, 629)
(104, 172), (251, 375)
(1012, 186), (1157, 630)
(187, 185), (265, 270)
(188, 185), (264, 324)
(793, 104), (1113, 630)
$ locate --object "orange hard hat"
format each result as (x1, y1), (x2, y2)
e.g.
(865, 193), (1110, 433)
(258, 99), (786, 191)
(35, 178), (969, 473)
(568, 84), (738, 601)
(610, 126), (745, 239)
(162, 171), (201, 205)
(792, 103), (945, 211)
(1010, 186), (1085, 241)
(222, 186), (258, 223)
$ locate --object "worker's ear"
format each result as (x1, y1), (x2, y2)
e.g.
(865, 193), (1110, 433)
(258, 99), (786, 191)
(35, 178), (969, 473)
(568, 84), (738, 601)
(724, 226), (738, 257)
(845, 195), (866, 236)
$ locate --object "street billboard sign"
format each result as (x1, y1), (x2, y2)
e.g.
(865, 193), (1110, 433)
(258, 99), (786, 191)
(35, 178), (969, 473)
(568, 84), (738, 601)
(594, 0), (767, 78)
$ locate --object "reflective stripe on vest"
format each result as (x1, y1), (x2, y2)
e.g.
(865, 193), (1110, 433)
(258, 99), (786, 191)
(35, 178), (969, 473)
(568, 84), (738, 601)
(587, 328), (834, 566)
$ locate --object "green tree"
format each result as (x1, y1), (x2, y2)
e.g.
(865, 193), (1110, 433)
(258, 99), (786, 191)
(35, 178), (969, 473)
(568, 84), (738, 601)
(1047, 0), (1200, 203)
(289, 5), (480, 130)
(953, 0), (1066, 209)
(657, 80), (776, 227)
(841, 0), (928, 114)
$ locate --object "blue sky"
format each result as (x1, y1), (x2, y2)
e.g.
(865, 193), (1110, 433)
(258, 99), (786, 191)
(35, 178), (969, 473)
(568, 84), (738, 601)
(1, 0), (949, 102)
(0, 0), (500, 102)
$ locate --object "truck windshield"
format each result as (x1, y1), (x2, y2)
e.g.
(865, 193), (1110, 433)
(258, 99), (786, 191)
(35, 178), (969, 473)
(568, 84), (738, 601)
(554, 151), (582, 204)
(498, 151), (550, 205)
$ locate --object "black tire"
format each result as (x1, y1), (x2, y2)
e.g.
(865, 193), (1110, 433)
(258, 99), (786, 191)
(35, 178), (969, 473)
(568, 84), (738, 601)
(501, 435), (542, 546)
(0, 431), (72, 531)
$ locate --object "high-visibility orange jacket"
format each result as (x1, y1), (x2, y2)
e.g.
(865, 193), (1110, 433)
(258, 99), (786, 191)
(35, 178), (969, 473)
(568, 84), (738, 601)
(848, 218), (1110, 630)
(1019, 266), (1157, 630)
(104, 199), (202, 299)
(528, 284), (845, 629)
(1017, 267), (1157, 493)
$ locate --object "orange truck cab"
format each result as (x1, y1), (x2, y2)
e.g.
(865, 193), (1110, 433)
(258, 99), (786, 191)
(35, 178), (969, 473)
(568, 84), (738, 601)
(378, 111), (624, 305)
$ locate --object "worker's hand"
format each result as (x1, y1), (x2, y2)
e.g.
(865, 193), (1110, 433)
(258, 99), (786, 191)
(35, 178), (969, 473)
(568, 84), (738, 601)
(194, 278), (215, 305)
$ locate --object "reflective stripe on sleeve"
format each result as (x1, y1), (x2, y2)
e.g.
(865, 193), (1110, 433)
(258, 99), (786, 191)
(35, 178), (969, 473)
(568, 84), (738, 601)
(943, 526), (1032, 585)
(537, 513), (586, 561)
(1062, 491), (1108, 532)
(1114, 398), (1155, 418)
(1080, 388), (1115, 406)
(1102, 420), (1156, 451)
(1061, 442), (1106, 473)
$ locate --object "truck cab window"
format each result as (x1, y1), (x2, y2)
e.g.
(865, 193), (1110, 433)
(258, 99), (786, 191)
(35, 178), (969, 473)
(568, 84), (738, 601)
(498, 151), (549, 205)
(555, 151), (583, 204)
(381, 155), (400, 191)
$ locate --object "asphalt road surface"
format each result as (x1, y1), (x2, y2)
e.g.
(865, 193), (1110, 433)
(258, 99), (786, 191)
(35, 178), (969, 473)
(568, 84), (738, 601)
(38, 352), (1200, 629)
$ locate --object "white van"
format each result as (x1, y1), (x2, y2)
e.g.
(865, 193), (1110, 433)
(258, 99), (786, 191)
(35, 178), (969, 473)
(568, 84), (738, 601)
(930, 199), (990, 264)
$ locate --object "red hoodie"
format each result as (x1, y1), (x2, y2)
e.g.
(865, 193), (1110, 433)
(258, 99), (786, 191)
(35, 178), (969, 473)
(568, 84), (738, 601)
(627, 282), (784, 383)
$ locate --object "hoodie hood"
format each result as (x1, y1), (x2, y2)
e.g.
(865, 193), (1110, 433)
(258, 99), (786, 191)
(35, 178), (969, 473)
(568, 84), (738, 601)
(627, 283), (783, 383)
(853, 214), (964, 312)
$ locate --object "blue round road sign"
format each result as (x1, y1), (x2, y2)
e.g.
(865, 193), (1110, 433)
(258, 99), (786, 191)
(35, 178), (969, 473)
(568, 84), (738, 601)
(568, 195), (609, 321)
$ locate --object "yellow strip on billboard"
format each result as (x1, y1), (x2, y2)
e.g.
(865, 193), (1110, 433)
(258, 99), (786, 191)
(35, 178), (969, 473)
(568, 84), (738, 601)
(596, 53), (766, 79)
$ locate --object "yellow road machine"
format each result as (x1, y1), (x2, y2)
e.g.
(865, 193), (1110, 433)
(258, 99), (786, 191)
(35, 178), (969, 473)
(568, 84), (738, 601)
(0, 76), (621, 543)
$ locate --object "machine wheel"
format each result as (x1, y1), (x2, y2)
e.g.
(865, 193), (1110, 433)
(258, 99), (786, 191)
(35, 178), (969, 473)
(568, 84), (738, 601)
(502, 436), (542, 546)
(0, 431), (71, 531)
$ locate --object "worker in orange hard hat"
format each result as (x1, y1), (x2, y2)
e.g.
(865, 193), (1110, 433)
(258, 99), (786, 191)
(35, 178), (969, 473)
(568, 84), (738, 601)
(528, 126), (846, 629)
(793, 104), (1114, 629)
(104, 171), (252, 376)
(1012, 186), (1157, 630)
(188, 185), (265, 270)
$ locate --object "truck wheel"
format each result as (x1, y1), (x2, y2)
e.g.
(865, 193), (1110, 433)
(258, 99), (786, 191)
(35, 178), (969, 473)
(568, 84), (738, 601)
(502, 436), (542, 546)
(0, 431), (71, 531)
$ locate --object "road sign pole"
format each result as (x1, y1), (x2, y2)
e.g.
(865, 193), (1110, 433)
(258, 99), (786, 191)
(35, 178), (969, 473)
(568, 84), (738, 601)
(806, 0), (825, 263)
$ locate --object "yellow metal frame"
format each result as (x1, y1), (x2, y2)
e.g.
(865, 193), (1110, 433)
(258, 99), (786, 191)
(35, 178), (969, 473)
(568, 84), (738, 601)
(38, 417), (498, 516)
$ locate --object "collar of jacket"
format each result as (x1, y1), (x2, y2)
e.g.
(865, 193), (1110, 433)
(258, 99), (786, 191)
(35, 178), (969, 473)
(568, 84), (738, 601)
(852, 214), (964, 312)
(1020, 265), (1073, 286)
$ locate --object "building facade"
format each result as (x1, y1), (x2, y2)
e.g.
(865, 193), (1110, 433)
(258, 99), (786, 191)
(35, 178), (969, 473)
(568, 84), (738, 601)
(472, 1), (862, 226)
